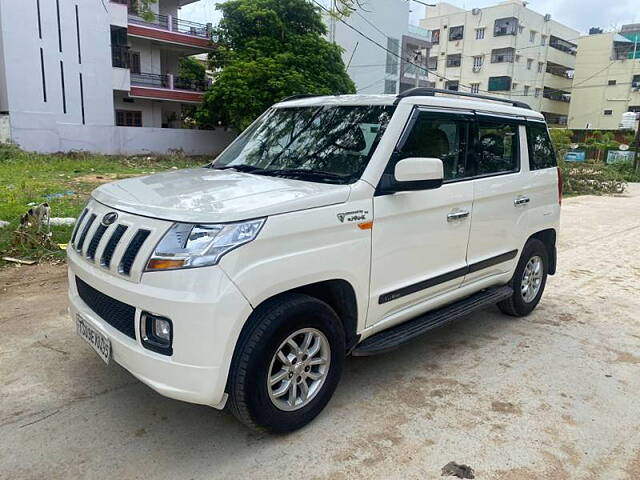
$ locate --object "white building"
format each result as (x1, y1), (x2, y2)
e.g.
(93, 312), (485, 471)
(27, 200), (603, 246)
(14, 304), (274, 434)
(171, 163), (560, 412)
(420, 0), (580, 126)
(326, 0), (433, 95)
(568, 25), (640, 130)
(0, 0), (235, 154)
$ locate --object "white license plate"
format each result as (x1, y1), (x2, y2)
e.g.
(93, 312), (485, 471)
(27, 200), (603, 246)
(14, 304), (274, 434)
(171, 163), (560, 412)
(76, 314), (111, 364)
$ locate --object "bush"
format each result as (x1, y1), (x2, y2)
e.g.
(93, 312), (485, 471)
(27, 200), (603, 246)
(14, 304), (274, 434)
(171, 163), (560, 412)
(559, 159), (627, 196)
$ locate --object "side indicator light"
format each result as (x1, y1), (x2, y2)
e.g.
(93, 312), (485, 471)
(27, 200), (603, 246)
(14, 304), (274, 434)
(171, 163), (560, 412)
(358, 221), (374, 230)
(147, 258), (186, 270)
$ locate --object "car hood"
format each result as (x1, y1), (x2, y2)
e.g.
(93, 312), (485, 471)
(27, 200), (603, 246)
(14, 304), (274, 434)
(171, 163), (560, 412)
(92, 168), (352, 223)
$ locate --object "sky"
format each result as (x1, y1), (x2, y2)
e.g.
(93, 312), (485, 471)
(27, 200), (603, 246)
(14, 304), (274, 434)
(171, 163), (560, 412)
(181, 0), (639, 35)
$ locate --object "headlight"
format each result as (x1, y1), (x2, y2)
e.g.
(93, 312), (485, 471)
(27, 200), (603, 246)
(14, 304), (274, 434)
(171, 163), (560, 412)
(146, 218), (266, 271)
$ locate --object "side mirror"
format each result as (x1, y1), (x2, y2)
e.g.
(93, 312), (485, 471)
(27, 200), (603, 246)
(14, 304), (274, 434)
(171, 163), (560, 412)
(378, 157), (444, 194)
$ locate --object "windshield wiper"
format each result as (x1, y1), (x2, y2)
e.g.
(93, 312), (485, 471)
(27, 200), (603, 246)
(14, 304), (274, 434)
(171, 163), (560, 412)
(257, 168), (350, 183)
(210, 164), (264, 173)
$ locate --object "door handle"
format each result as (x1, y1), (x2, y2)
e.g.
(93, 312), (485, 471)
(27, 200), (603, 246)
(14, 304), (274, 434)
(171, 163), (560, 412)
(514, 195), (530, 206)
(447, 209), (470, 222)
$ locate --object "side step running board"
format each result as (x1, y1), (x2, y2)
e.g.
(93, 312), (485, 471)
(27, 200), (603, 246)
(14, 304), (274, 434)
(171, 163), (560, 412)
(352, 285), (513, 356)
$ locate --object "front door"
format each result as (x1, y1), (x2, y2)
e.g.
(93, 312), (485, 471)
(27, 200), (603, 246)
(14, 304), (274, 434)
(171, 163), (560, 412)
(367, 109), (474, 328)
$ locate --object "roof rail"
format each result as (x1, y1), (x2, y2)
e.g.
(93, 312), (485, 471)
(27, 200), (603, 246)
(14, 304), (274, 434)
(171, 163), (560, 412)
(396, 87), (531, 110)
(279, 94), (321, 103)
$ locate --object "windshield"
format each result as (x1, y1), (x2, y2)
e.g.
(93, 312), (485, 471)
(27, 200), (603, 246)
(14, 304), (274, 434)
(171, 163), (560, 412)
(210, 105), (396, 184)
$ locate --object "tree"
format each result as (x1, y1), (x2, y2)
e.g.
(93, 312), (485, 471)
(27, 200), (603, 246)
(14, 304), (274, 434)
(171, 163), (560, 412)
(195, 0), (356, 131)
(178, 56), (207, 83)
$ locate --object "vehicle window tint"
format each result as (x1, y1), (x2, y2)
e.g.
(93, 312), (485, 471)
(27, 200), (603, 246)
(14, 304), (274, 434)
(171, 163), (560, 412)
(527, 123), (557, 169)
(474, 121), (519, 175)
(398, 112), (469, 180)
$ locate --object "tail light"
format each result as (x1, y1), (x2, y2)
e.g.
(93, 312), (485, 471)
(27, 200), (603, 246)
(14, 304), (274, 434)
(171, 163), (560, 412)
(557, 167), (563, 206)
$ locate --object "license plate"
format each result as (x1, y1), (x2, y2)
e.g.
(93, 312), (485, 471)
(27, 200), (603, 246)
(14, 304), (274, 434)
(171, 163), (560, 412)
(76, 314), (111, 364)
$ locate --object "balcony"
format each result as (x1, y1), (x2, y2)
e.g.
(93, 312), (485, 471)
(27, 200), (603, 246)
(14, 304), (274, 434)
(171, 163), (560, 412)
(129, 72), (210, 103)
(543, 87), (570, 103)
(494, 17), (518, 37)
(127, 14), (214, 50)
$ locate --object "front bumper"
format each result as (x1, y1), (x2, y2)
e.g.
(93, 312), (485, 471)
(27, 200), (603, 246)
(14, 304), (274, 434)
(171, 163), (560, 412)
(68, 247), (253, 408)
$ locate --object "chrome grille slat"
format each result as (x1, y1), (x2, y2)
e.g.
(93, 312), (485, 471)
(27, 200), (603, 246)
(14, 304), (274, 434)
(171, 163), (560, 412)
(75, 213), (96, 252)
(100, 224), (128, 268)
(119, 229), (151, 276)
(86, 224), (108, 261)
(72, 200), (168, 283)
(70, 208), (89, 245)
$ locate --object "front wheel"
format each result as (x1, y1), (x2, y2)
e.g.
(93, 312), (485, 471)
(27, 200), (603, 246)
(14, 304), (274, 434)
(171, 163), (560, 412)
(498, 239), (549, 317)
(227, 293), (345, 433)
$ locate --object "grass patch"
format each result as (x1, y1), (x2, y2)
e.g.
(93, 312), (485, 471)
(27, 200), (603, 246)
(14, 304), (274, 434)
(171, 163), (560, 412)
(0, 145), (207, 265)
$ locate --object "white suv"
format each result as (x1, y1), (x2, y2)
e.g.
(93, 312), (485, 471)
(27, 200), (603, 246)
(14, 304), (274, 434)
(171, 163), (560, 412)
(68, 88), (561, 432)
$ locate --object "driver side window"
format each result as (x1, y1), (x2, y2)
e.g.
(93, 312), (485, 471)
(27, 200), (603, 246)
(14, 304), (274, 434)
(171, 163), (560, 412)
(397, 111), (470, 180)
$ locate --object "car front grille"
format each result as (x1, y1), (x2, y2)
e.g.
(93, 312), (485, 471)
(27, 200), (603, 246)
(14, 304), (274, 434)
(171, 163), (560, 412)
(69, 201), (167, 281)
(76, 276), (136, 339)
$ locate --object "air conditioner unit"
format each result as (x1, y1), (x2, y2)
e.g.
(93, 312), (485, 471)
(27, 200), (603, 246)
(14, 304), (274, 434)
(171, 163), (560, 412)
(544, 14), (551, 22)
(472, 8), (481, 15)
(632, 81), (640, 89)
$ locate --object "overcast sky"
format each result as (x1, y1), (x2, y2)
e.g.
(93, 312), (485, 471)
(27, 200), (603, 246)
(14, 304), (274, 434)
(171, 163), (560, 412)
(181, 0), (639, 35)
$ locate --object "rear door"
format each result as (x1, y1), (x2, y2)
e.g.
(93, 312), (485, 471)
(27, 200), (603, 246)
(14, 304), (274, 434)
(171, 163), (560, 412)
(367, 108), (475, 328)
(463, 114), (530, 285)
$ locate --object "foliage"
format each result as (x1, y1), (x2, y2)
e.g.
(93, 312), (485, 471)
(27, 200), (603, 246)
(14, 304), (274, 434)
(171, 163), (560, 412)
(0, 144), (205, 264)
(549, 128), (573, 159)
(196, 0), (356, 131)
(558, 158), (627, 196)
(178, 57), (208, 127)
(178, 56), (206, 83)
(133, 0), (158, 21)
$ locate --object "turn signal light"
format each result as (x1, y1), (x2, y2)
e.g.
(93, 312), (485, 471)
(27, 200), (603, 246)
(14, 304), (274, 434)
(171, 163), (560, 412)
(147, 258), (186, 270)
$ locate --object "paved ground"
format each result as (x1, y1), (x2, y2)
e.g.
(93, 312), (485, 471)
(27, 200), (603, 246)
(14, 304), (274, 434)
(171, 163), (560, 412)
(1, 186), (640, 480)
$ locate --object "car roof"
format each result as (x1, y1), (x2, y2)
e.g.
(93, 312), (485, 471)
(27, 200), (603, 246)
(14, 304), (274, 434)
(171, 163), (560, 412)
(275, 94), (545, 121)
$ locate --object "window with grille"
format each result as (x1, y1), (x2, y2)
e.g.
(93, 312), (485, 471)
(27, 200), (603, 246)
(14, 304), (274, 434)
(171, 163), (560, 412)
(449, 25), (464, 41)
(530, 31), (537, 42)
(475, 28), (485, 40)
(116, 110), (142, 127)
(527, 58), (533, 70)
(384, 80), (397, 94)
(538, 62), (544, 73)
(473, 56), (483, 68)
(488, 76), (512, 91)
(385, 37), (399, 74)
(491, 48), (515, 63)
(470, 83), (480, 94)
(446, 54), (461, 67)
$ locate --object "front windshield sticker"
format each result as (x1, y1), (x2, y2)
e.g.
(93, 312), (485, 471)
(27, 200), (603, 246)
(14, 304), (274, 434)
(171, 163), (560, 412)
(337, 209), (369, 223)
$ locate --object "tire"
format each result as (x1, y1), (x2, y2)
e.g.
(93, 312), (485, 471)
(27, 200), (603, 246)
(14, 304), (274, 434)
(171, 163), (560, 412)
(498, 238), (549, 317)
(227, 293), (345, 433)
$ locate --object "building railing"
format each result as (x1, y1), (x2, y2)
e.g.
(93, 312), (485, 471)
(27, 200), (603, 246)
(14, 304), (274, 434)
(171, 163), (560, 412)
(543, 88), (571, 102)
(546, 64), (573, 78)
(549, 36), (577, 56)
(111, 45), (130, 68)
(131, 72), (210, 92)
(128, 13), (212, 39)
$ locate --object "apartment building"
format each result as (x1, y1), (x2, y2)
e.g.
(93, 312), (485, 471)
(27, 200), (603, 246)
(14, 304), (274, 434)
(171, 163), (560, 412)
(420, 0), (580, 126)
(568, 25), (640, 130)
(0, 0), (235, 154)
(326, 0), (433, 95)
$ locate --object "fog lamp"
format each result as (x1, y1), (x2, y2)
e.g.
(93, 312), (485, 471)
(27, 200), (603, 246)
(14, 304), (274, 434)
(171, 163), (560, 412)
(141, 312), (173, 355)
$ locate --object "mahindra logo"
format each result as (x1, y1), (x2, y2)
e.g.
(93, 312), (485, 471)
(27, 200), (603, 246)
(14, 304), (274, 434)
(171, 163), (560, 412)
(101, 212), (118, 226)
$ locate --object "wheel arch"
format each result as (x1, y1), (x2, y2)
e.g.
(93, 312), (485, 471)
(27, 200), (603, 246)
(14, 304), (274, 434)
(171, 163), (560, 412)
(528, 228), (557, 275)
(234, 279), (359, 360)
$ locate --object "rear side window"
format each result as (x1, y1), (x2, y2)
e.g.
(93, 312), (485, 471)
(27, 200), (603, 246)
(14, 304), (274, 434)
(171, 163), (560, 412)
(397, 111), (470, 181)
(527, 123), (557, 170)
(473, 120), (519, 176)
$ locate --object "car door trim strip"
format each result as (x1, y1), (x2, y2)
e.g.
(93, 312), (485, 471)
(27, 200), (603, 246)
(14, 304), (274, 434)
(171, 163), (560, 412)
(378, 249), (518, 304)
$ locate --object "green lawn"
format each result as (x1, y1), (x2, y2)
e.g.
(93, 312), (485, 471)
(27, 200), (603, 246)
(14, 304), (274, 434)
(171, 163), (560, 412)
(0, 144), (206, 265)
